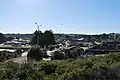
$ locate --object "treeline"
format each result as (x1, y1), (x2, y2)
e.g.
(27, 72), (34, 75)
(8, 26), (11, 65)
(0, 33), (14, 44)
(55, 33), (120, 40)
(1, 52), (120, 80)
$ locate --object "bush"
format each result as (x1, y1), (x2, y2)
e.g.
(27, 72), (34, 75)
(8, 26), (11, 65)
(0, 51), (21, 62)
(0, 52), (120, 79)
(39, 61), (58, 75)
(52, 51), (65, 60)
(27, 45), (44, 61)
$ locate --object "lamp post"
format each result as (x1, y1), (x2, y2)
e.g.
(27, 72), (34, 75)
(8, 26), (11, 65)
(35, 22), (42, 45)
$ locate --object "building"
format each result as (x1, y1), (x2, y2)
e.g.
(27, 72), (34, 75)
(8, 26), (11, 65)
(4, 41), (22, 47)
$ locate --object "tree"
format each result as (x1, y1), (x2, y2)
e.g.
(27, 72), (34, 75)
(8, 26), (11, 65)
(64, 47), (84, 59)
(101, 33), (108, 39)
(52, 51), (65, 60)
(6, 37), (14, 41)
(0, 33), (5, 44)
(31, 30), (55, 46)
(31, 30), (43, 45)
(66, 35), (70, 40)
(75, 35), (78, 39)
(27, 45), (44, 61)
(43, 30), (55, 45)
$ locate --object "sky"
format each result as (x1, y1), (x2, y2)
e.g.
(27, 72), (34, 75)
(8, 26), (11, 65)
(0, 0), (120, 34)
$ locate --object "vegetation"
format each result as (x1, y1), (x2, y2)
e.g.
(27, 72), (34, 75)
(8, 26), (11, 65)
(0, 33), (6, 44)
(64, 48), (84, 59)
(55, 33), (120, 41)
(51, 51), (65, 60)
(27, 45), (47, 61)
(5, 37), (14, 41)
(27, 45), (84, 61)
(0, 33), (14, 43)
(0, 52), (120, 79)
(31, 30), (55, 46)
(0, 50), (22, 62)
(51, 47), (84, 60)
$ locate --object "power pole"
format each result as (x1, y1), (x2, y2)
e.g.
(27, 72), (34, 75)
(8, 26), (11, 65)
(35, 22), (42, 45)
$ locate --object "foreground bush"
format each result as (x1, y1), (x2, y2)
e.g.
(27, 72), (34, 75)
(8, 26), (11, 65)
(1, 52), (120, 79)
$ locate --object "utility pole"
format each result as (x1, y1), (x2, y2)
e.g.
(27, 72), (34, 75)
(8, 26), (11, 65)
(35, 22), (42, 45)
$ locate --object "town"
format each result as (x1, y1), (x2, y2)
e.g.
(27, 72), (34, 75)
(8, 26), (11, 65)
(0, 32), (120, 63)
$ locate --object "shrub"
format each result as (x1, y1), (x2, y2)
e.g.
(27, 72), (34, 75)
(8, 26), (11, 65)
(27, 45), (44, 61)
(52, 51), (65, 60)
(39, 61), (58, 75)
(1, 52), (120, 79)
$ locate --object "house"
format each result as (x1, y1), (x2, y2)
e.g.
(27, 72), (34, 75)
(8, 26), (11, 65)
(88, 40), (120, 54)
(4, 41), (22, 47)
(69, 39), (93, 48)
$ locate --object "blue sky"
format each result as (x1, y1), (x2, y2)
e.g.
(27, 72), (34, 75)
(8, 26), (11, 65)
(0, 0), (120, 34)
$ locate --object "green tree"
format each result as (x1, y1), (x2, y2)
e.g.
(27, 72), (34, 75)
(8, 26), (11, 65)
(43, 30), (55, 45)
(101, 33), (108, 39)
(6, 37), (14, 41)
(31, 30), (43, 45)
(66, 35), (70, 39)
(31, 30), (55, 46)
(52, 51), (65, 60)
(27, 45), (44, 61)
(0, 33), (5, 44)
